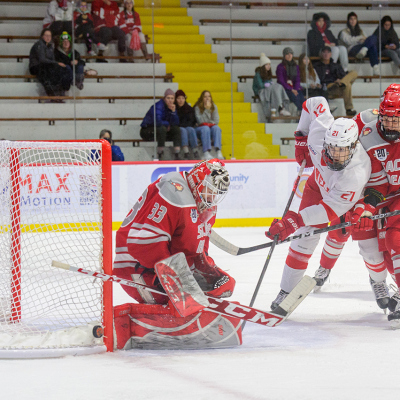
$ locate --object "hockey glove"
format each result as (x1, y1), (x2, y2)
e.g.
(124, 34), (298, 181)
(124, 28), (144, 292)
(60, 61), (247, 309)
(266, 211), (305, 241)
(294, 131), (313, 168)
(350, 188), (384, 225)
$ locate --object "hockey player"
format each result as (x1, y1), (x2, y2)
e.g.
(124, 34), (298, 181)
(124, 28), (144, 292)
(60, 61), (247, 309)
(111, 160), (245, 349)
(266, 97), (375, 311)
(309, 84), (400, 298)
(351, 91), (400, 326)
(114, 159), (234, 304)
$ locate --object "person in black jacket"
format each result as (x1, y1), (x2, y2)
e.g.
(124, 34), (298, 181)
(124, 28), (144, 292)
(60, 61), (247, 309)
(54, 31), (85, 90)
(373, 15), (400, 68)
(313, 46), (358, 116)
(307, 12), (348, 72)
(175, 89), (199, 160)
(29, 28), (73, 100)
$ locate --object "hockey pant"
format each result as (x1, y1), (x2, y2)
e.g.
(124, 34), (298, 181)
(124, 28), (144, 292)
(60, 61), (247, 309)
(113, 258), (235, 305)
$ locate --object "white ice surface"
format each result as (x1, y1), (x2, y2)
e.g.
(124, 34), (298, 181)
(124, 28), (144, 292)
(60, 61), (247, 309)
(2, 227), (400, 400)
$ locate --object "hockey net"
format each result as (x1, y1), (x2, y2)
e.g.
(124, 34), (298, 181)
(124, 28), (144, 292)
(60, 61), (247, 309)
(0, 140), (113, 358)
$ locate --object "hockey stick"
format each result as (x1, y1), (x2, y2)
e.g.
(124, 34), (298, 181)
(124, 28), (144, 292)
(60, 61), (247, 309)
(211, 209), (400, 256)
(51, 260), (309, 328)
(242, 160), (307, 329)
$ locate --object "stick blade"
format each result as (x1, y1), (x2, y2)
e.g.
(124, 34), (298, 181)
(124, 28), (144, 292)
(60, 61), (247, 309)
(273, 276), (316, 324)
(210, 230), (240, 256)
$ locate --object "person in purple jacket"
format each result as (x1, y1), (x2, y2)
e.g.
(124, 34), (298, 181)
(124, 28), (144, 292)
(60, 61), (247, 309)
(276, 47), (305, 113)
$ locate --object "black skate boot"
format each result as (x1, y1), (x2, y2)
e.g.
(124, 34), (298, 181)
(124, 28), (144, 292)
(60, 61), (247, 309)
(388, 290), (400, 328)
(313, 266), (331, 292)
(369, 277), (390, 310)
(271, 289), (289, 311)
(388, 290), (400, 313)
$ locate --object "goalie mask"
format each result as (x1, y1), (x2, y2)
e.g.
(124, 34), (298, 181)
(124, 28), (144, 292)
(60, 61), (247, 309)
(322, 118), (358, 171)
(379, 92), (400, 142)
(187, 159), (230, 213)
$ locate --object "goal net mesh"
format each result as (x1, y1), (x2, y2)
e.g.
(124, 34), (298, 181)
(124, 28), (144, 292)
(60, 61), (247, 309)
(0, 141), (106, 351)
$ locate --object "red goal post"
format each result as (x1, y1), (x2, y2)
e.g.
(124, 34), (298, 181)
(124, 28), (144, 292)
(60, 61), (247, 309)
(0, 140), (113, 358)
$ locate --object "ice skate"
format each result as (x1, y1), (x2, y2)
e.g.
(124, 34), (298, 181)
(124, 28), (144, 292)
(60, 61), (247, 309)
(388, 290), (400, 329)
(369, 277), (390, 310)
(313, 266), (331, 292)
(270, 289), (288, 311)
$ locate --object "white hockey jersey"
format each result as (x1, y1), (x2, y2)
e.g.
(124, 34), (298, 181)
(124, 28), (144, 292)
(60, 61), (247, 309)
(297, 97), (372, 226)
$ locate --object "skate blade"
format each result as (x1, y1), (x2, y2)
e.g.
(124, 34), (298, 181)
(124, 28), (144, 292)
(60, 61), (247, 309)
(313, 285), (322, 293)
(389, 318), (400, 329)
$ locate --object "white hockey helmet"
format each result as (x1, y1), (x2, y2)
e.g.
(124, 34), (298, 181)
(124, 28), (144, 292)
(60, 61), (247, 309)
(322, 118), (359, 171)
(187, 159), (230, 213)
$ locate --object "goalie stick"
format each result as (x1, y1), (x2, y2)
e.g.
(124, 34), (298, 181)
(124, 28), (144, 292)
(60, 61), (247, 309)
(210, 209), (400, 256)
(51, 261), (314, 328)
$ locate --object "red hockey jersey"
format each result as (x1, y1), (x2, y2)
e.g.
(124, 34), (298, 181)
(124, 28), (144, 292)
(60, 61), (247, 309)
(91, 0), (119, 30)
(114, 171), (216, 271)
(115, 10), (142, 34)
(359, 121), (400, 197)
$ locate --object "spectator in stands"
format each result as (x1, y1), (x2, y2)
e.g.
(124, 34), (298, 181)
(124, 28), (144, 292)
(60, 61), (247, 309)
(194, 91), (223, 160)
(29, 28), (73, 101)
(74, 1), (97, 56)
(253, 53), (290, 118)
(299, 53), (327, 100)
(339, 12), (380, 75)
(314, 46), (358, 116)
(373, 16), (400, 69)
(55, 31), (85, 90)
(99, 129), (125, 161)
(43, 0), (73, 38)
(308, 12), (349, 72)
(91, 0), (126, 63)
(140, 89), (181, 160)
(116, 0), (150, 62)
(276, 47), (305, 114)
(175, 89), (199, 160)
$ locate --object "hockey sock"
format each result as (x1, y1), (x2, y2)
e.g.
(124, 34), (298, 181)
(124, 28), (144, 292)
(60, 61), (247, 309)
(281, 248), (312, 292)
(385, 228), (400, 287)
(359, 238), (386, 282)
(319, 237), (345, 270)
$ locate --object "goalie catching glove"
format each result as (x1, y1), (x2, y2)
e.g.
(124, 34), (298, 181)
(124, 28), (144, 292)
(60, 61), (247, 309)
(294, 131), (313, 168)
(266, 211), (305, 241)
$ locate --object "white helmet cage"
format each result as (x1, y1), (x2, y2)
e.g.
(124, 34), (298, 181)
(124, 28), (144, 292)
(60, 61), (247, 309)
(187, 159), (230, 213)
(322, 118), (359, 171)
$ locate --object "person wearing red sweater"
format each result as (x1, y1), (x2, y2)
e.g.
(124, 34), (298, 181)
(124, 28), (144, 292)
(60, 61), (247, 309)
(91, 0), (126, 62)
(116, 0), (149, 61)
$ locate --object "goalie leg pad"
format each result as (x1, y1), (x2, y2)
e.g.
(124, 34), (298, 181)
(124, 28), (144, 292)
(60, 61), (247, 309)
(113, 303), (242, 350)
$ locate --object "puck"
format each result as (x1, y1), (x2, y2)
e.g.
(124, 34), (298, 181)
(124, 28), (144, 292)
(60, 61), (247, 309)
(93, 325), (104, 338)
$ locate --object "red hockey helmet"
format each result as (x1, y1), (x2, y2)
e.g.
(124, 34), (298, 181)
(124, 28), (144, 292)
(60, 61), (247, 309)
(379, 91), (400, 142)
(186, 159), (230, 213)
(383, 83), (400, 97)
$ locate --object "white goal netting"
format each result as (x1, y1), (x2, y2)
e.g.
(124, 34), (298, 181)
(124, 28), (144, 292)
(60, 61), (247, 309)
(0, 141), (111, 357)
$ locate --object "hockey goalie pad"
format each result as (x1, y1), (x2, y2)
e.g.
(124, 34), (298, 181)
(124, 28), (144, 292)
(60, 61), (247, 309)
(113, 303), (242, 350)
(154, 253), (209, 317)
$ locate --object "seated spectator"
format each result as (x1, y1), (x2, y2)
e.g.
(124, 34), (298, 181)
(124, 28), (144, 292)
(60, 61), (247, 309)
(308, 12), (348, 72)
(74, 1), (97, 56)
(116, 0), (150, 62)
(373, 16), (400, 70)
(43, 0), (73, 38)
(29, 28), (72, 101)
(276, 48), (305, 113)
(339, 12), (380, 75)
(140, 89), (181, 160)
(253, 53), (290, 118)
(194, 91), (223, 160)
(99, 129), (125, 161)
(314, 46), (358, 116)
(175, 89), (199, 160)
(55, 31), (85, 90)
(91, 0), (126, 63)
(299, 53), (327, 100)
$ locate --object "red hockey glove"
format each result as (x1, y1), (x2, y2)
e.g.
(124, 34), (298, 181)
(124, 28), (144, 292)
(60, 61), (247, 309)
(328, 213), (353, 242)
(350, 201), (376, 224)
(294, 131), (313, 168)
(265, 211), (305, 241)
